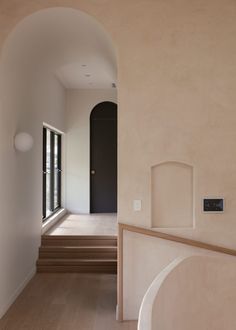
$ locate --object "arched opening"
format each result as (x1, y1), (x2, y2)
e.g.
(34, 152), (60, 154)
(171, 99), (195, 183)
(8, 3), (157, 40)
(0, 7), (118, 313)
(90, 101), (117, 213)
(0, 7), (117, 222)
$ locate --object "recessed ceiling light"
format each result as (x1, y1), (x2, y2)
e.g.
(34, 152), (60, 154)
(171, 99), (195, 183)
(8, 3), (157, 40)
(82, 64), (87, 67)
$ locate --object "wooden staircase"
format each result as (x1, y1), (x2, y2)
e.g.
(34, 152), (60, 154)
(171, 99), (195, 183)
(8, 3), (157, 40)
(37, 235), (117, 273)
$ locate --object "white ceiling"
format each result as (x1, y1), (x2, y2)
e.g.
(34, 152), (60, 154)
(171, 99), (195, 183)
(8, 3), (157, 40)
(3, 8), (117, 90)
(55, 60), (116, 90)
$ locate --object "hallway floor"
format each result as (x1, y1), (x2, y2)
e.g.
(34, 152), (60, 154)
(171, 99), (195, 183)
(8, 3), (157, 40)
(46, 213), (117, 236)
(0, 274), (136, 330)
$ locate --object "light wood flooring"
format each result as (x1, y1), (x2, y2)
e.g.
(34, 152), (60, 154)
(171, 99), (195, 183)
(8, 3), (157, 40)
(46, 214), (117, 236)
(0, 273), (137, 330)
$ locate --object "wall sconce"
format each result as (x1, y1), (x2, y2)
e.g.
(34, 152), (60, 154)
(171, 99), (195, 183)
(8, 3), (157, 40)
(14, 132), (34, 152)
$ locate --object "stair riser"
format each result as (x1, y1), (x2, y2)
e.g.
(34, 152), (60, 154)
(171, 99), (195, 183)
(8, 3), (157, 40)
(39, 252), (117, 259)
(37, 266), (117, 273)
(41, 239), (117, 247)
(38, 235), (118, 274)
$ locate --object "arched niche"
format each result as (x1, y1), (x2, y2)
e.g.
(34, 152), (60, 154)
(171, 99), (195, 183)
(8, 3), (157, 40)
(151, 161), (194, 228)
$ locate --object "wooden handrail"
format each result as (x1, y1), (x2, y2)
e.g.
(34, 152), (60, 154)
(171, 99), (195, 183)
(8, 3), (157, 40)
(119, 223), (236, 256)
(117, 222), (236, 321)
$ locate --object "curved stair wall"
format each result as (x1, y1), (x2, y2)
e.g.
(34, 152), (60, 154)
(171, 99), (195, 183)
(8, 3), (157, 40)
(118, 224), (236, 321)
(138, 255), (236, 330)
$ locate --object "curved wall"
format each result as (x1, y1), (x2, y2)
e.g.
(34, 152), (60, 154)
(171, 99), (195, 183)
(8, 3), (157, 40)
(139, 256), (236, 330)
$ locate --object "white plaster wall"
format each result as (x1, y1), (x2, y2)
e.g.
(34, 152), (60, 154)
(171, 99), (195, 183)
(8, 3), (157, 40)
(116, 0), (236, 252)
(123, 230), (234, 320)
(0, 71), (66, 318)
(0, 26), (66, 319)
(65, 89), (117, 214)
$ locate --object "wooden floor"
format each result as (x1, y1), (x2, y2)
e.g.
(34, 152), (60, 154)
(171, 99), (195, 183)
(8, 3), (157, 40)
(46, 214), (117, 236)
(0, 274), (137, 330)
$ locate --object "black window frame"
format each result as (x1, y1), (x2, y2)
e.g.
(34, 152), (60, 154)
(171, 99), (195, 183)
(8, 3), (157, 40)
(42, 127), (62, 221)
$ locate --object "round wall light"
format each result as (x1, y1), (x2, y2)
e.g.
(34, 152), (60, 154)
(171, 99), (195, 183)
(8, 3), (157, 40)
(14, 132), (34, 152)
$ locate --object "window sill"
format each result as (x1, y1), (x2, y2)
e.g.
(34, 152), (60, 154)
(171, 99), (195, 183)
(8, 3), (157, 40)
(42, 208), (67, 235)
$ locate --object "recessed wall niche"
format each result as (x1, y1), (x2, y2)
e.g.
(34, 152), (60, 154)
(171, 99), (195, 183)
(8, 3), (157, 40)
(151, 161), (194, 228)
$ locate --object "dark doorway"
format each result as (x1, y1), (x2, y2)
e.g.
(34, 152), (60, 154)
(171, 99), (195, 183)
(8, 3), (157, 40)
(90, 102), (117, 213)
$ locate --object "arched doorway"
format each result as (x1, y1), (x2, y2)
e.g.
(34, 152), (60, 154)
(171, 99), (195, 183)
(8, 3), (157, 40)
(0, 6), (120, 325)
(0, 7), (117, 216)
(90, 102), (117, 213)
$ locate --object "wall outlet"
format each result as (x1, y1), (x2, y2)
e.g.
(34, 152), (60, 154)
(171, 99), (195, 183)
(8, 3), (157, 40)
(133, 200), (142, 211)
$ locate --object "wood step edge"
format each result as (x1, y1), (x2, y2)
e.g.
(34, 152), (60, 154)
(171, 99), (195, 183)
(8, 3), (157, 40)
(37, 268), (117, 274)
(39, 246), (117, 251)
(37, 258), (117, 265)
(42, 235), (117, 240)
(37, 258), (117, 262)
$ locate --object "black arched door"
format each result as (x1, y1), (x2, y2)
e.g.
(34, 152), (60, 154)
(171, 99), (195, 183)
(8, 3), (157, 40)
(90, 102), (117, 213)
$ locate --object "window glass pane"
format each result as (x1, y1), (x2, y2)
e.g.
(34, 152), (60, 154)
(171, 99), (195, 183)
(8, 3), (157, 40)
(54, 134), (59, 209)
(43, 128), (61, 220)
(46, 129), (51, 217)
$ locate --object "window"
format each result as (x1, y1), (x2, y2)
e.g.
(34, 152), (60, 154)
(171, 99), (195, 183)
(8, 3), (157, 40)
(42, 127), (62, 220)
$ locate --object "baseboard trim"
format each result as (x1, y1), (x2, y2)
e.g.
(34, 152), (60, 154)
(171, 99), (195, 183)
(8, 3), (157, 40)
(0, 266), (36, 319)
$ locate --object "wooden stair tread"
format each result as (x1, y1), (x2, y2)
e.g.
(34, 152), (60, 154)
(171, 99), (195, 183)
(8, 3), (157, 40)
(41, 236), (117, 247)
(42, 235), (117, 239)
(37, 268), (116, 274)
(37, 259), (117, 265)
(39, 246), (117, 250)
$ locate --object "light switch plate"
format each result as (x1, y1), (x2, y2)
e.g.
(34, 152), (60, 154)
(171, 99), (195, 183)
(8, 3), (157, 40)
(133, 200), (142, 211)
